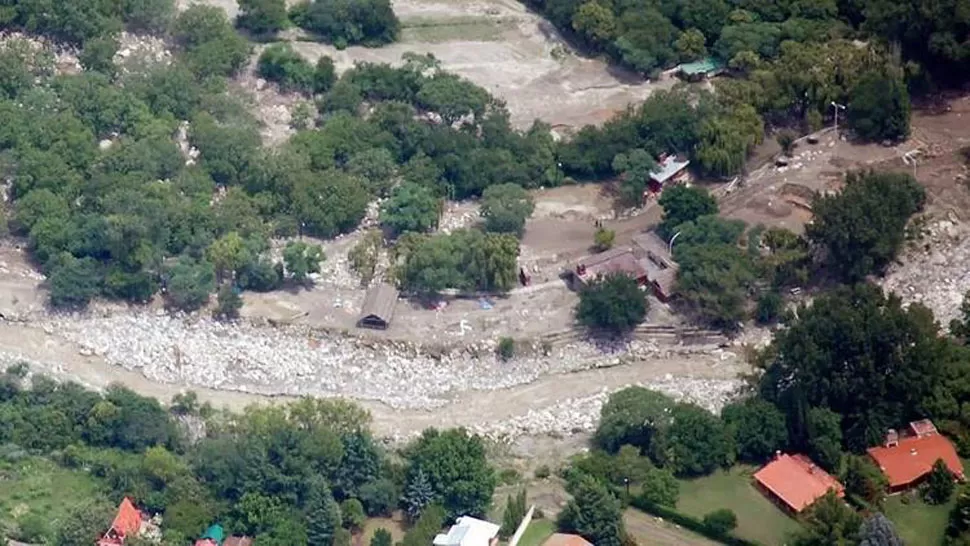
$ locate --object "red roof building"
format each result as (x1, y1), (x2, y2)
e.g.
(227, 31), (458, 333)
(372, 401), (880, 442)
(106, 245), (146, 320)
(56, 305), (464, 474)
(867, 420), (965, 493)
(97, 498), (143, 546)
(753, 453), (844, 514)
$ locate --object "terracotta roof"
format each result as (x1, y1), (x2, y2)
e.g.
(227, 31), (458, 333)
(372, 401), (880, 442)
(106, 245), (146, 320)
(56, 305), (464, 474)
(753, 454), (844, 513)
(224, 537), (254, 546)
(868, 432), (965, 488)
(542, 534), (593, 546)
(111, 497), (142, 537)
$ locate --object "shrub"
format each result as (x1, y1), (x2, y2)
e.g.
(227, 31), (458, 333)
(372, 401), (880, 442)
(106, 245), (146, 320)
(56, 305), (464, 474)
(703, 509), (737, 536)
(535, 465), (551, 479)
(776, 131), (796, 156)
(593, 228), (615, 252)
(257, 43), (315, 93)
(497, 337), (515, 361)
(755, 291), (783, 324)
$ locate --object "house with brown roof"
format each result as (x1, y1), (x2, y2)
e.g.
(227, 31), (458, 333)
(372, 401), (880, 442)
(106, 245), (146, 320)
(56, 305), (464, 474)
(753, 452), (844, 514)
(568, 232), (680, 301)
(358, 282), (399, 330)
(541, 534), (593, 546)
(867, 419), (965, 493)
(97, 498), (144, 546)
(632, 231), (679, 301)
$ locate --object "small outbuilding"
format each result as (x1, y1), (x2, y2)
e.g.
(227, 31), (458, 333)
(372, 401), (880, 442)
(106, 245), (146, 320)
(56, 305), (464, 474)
(358, 283), (399, 330)
(675, 57), (724, 81)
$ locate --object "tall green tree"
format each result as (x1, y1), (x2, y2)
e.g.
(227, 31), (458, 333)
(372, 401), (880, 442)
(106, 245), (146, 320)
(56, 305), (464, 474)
(847, 68), (911, 142)
(758, 284), (962, 452)
(576, 274), (648, 335)
(381, 182), (439, 237)
(595, 387), (676, 455)
(282, 241), (325, 282)
(403, 428), (496, 519)
(842, 455), (888, 506)
(402, 468), (434, 522)
(926, 459), (956, 504)
(657, 185), (718, 239)
(807, 170), (925, 282)
(557, 476), (625, 546)
(790, 491), (862, 546)
(858, 513), (903, 546)
(306, 486), (342, 546)
(480, 183), (535, 236)
(664, 403), (731, 476)
(500, 489), (528, 539)
(237, 0), (287, 34)
(721, 398), (788, 462)
(612, 149), (657, 207)
(370, 528), (393, 546)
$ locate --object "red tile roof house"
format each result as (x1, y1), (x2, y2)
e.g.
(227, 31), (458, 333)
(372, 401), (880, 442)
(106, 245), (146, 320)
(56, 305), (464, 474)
(867, 419), (965, 494)
(97, 498), (144, 546)
(753, 452), (845, 514)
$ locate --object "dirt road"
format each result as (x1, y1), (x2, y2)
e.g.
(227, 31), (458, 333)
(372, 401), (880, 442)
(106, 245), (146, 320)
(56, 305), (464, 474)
(623, 510), (720, 546)
(0, 320), (741, 438)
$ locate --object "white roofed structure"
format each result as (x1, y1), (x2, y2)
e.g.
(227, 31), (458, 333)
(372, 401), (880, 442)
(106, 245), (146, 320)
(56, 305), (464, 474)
(433, 517), (500, 546)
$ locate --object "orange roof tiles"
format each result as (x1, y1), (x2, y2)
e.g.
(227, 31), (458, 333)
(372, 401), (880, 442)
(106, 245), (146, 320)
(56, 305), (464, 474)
(111, 497), (142, 538)
(542, 534), (593, 546)
(867, 432), (964, 488)
(753, 454), (844, 513)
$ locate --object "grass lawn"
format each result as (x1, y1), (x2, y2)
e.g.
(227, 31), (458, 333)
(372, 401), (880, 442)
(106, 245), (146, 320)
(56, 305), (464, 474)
(361, 514), (408, 545)
(0, 456), (106, 541)
(883, 493), (954, 546)
(515, 518), (555, 546)
(676, 465), (801, 545)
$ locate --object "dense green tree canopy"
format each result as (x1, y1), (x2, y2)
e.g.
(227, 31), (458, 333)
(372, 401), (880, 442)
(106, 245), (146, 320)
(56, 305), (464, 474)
(575, 274), (648, 335)
(847, 68), (911, 142)
(403, 428), (496, 519)
(721, 398), (788, 462)
(381, 182), (440, 237)
(595, 387), (676, 454)
(807, 170), (925, 282)
(237, 0), (288, 35)
(759, 284), (968, 452)
(290, 0), (399, 47)
(658, 185), (718, 240)
(480, 183), (535, 236)
(396, 230), (519, 295)
(556, 476), (625, 546)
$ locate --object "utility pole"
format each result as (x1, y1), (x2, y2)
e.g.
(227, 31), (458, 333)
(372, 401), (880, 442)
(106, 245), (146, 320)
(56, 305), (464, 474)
(830, 102), (846, 131)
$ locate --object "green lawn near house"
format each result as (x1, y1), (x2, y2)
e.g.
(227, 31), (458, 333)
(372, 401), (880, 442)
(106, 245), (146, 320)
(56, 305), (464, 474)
(676, 465), (801, 545)
(883, 493), (954, 546)
(0, 455), (107, 542)
(515, 518), (555, 546)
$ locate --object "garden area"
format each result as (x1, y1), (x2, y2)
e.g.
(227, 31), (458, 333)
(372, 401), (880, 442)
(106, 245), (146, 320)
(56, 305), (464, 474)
(883, 490), (955, 545)
(675, 466), (800, 545)
(516, 518), (555, 546)
(0, 455), (106, 543)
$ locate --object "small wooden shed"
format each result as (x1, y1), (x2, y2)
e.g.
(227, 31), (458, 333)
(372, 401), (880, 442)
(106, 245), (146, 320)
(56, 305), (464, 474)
(358, 283), (399, 330)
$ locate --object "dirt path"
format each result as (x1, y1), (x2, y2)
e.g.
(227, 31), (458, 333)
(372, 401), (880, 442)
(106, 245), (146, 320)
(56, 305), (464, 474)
(0, 320), (740, 437)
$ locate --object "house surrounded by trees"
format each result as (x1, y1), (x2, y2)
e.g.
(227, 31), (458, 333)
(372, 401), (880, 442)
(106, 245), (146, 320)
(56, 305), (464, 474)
(753, 452), (845, 514)
(867, 419), (965, 494)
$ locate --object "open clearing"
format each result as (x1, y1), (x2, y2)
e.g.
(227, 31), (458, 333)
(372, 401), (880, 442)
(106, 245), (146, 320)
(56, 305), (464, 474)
(883, 492), (955, 546)
(0, 456), (106, 539)
(183, 0), (676, 133)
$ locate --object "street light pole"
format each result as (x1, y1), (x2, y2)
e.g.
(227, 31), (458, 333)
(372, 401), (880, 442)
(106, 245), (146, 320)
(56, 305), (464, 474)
(831, 101), (846, 131)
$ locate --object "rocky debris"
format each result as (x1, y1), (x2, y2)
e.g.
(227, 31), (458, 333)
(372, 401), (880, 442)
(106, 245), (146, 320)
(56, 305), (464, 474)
(472, 377), (743, 443)
(439, 201), (481, 233)
(0, 31), (79, 75)
(35, 311), (730, 411)
(114, 32), (172, 74)
(882, 217), (968, 327)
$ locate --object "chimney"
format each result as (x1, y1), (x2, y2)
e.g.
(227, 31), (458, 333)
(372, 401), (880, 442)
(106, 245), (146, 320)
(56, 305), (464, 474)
(775, 450), (782, 460)
(910, 448), (918, 456)
(885, 429), (899, 448)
